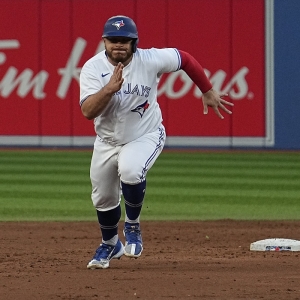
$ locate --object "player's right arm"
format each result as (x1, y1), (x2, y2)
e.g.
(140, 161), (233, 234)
(80, 62), (124, 120)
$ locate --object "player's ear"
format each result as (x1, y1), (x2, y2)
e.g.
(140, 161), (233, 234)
(103, 38), (108, 48)
(132, 38), (138, 53)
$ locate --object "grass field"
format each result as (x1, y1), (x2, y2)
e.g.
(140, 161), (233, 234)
(0, 149), (299, 221)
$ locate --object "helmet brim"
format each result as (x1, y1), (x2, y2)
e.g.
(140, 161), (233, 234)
(102, 31), (138, 39)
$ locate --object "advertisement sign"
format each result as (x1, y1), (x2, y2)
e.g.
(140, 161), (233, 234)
(0, 0), (274, 147)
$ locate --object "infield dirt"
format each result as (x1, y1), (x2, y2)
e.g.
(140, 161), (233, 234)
(1, 220), (300, 300)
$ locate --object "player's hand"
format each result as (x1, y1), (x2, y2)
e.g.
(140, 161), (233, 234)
(202, 88), (234, 119)
(106, 62), (124, 94)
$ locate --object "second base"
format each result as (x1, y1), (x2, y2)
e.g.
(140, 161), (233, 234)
(250, 238), (300, 251)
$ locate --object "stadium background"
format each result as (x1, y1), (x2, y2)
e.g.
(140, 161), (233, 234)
(0, 0), (299, 149)
(1, 2), (300, 298)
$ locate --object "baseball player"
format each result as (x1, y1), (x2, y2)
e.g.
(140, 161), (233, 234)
(80, 15), (233, 269)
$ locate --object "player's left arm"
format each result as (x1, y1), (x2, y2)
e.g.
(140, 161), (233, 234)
(178, 50), (233, 119)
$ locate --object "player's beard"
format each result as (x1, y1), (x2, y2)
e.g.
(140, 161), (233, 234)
(106, 48), (133, 65)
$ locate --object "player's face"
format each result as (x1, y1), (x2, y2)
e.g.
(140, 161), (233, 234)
(104, 37), (134, 66)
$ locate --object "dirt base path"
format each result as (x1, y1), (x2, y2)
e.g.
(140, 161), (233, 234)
(1, 220), (300, 300)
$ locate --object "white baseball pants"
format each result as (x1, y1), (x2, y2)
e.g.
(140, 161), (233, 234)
(90, 125), (166, 211)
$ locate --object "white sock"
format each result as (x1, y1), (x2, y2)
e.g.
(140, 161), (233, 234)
(102, 234), (118, 246)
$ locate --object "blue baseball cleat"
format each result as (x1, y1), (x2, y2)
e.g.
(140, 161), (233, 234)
(123, 222), (143, 258)
(87, 239), (124, 269)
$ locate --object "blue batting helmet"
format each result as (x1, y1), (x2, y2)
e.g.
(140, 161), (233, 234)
(102, 15), (139, 52)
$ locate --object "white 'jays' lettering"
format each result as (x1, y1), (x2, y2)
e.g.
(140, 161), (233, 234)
(123, 83), (151, 97)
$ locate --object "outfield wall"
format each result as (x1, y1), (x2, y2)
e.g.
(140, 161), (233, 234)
(274, 0), (300, 150)
(0, 0), (299, 149)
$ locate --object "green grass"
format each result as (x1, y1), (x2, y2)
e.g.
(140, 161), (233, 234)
(0, 150), (299, 221)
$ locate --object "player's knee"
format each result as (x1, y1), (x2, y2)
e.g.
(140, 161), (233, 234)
(91, 191), (120, 211)
(119, 165), (144, 184)
(92, 198), (119, 211)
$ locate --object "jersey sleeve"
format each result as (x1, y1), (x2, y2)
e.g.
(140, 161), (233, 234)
(149, 48), (181, 74)
(79, 62), (102, 106)
(178, 50), (212, 93)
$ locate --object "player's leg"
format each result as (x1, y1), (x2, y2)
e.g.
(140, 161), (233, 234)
(87, 138), (124, 269)
(118, 126), (166, 258)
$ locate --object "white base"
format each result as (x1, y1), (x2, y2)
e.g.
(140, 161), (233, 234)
(250, 238), (300, 251)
